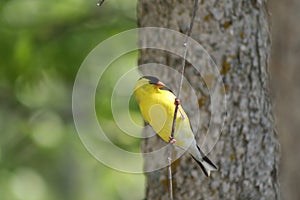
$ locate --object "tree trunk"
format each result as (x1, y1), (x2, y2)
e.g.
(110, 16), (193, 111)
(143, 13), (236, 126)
(269, 0), (300, 199)
(137, 0), (280, 199)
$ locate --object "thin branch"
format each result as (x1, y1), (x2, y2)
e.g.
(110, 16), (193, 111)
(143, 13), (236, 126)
(168, 1), (200, 200)
(177, 0), (199, 98)
(167, 154), (174, 200)
(97, 0), (105, 6)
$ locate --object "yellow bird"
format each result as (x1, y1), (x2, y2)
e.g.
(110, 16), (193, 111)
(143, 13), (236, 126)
(134, 76), (218, 177)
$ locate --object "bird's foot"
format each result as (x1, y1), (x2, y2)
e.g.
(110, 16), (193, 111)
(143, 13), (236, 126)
(169, 136), (176, 144)
(174, 98), (181, 105)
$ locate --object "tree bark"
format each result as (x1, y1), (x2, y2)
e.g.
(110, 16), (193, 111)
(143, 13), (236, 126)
(269, 0), (300, 199)
(138, 0), (280, 199)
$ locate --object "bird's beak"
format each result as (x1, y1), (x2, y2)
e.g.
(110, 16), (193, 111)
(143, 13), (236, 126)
(156, 81), (165, 88)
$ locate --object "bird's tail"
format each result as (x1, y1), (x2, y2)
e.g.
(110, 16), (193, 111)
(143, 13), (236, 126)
(191, 145), (218, 177)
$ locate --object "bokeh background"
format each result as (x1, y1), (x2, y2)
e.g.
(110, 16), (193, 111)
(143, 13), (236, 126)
(0, 1), (144, 200)
(0, 0), (299, 200)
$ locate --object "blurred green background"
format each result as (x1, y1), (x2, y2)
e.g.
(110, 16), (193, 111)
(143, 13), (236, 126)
(0, 0), (145, 200)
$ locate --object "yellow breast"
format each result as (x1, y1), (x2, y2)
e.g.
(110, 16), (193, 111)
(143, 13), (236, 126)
(134, 84), (187, 142)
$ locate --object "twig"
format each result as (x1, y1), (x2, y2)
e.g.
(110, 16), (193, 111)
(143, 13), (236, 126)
(177, 0), (199, 98)
(97, 0), (105, 6)
(168, 1), (200, 199)
(167, 153), (173, 200)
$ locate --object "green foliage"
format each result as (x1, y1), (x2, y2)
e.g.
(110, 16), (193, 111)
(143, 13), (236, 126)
(0, 0), (144, 200)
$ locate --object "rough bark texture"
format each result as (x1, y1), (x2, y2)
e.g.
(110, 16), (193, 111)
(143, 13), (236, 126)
(138, 0), (280, 199)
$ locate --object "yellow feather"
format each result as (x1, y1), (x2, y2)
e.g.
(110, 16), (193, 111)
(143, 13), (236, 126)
(133, 76), (218, 177)
(134, 77), (191, 143)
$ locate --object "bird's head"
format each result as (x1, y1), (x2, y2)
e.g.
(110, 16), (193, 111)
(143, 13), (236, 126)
(134, 76), (174, 102)
(140, 76), (166, 88)
(134, 76), (171, 92)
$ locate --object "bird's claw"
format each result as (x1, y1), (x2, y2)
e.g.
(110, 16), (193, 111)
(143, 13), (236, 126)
(174, 98), (181, 105)
(169, 136), (176, 144)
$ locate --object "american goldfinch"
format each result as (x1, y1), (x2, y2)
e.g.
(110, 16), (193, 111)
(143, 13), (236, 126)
(134, 76), (217, 176)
